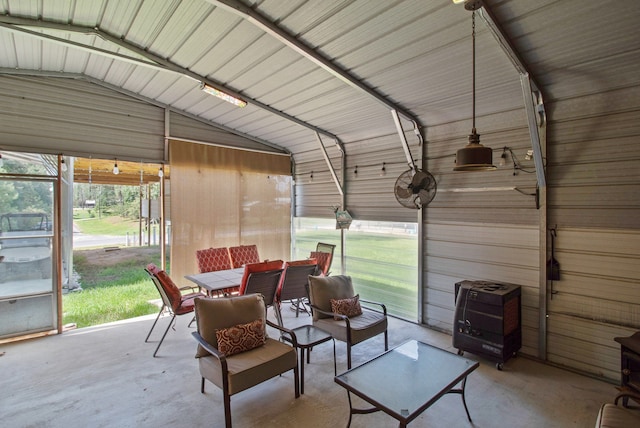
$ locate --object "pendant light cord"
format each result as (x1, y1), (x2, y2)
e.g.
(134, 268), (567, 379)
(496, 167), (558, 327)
(472, 10), (476, 133)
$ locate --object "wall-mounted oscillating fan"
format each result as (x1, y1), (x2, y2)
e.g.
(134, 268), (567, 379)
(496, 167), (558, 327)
(394, 169), (437, 209)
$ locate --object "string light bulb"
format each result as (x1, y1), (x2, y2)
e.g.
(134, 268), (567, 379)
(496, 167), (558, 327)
(0, 153), (3, 167)
(61, 158), (68, 172)
(380, 162), (387, 176)
(113, 159), (119, 175)
(499, 147), (508, 167)
(158, 165), (164, 178)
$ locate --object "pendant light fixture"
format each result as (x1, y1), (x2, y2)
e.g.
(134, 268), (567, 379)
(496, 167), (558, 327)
(113, 158), (120, 175)
(453, 0), (496, 171)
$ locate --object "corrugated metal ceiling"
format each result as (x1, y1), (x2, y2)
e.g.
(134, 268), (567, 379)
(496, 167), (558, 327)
(0, 0), (638, 163)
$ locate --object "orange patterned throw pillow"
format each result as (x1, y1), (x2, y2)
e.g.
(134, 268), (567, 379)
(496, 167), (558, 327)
(330, 294), (363, 320)
(215, 319), (266, 356)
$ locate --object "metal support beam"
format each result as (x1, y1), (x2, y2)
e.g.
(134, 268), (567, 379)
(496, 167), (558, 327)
(314, 132), (345, 199)
(391, 109), (418, 171)
(211, 0), (426, 175)
(210, 0), (421, 126)
(477, 7), (546, 188)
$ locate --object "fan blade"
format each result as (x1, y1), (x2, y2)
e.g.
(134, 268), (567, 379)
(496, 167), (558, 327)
(395, 185), (412, 199)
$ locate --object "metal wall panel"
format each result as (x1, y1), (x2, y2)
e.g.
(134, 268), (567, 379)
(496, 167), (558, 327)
(0, 75), (276, 162)
(0, 75), (165, 161)
(546, 228), (640, 381)
(541, 58), (640, 379)
(168, 112), (284, 153)
(422, 222), (540, 358)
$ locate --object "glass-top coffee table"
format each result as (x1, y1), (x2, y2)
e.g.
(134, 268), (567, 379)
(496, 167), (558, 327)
(334, 339), (479, 427)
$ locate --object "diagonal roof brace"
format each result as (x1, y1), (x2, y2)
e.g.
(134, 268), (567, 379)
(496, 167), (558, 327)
(477, 6), (546, 187)
(209, 0), (425, 164)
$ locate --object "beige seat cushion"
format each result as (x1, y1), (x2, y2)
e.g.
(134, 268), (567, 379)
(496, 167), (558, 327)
(198, 338), (297, 395)
(596, 403), (640, 427)
(314, 308), (387, 344)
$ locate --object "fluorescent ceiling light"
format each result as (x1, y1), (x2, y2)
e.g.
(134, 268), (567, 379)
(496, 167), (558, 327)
(200, 82), (247, 108)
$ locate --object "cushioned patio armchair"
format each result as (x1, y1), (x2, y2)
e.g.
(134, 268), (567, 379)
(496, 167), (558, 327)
(307, 275), (388, 369)
(192, 294), (299, 428)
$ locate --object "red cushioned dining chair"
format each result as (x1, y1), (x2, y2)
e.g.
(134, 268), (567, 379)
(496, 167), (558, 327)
(310, 251), (333, 276)
(229, 244), (260, 268)
(312, 242), (336, 276)
(144, 263), (204, 357)
(238, 260), (284, 297)
(196, 247), (233, 273)
(274, 259), (318, 325)
(195, 247), (238, 295)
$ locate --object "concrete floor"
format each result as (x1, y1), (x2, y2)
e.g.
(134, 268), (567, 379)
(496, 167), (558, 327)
(1, 306), (617, 428)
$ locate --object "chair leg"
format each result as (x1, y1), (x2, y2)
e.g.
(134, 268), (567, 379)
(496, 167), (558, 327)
(223, 389), (232, 428)
(294, 363), (300, 398)
(153, 314), (176, 357)
(274, 303), (283, 328)
(188, 315), (196, 328)
(384, 330), (389, 351)
(347, 342), (352, 369)
(201, 377), (205, 393)
(145, 305), (166, 342)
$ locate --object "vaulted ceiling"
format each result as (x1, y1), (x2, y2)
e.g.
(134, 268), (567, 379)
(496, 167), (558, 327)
(0, 0), (638, 165)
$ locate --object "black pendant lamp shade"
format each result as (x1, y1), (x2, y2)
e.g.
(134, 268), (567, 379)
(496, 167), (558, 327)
(453, 2), (496, 172)
(454, 128), (496, 171)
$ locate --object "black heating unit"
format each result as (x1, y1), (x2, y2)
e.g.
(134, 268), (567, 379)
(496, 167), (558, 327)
(453, 280), (522, 370)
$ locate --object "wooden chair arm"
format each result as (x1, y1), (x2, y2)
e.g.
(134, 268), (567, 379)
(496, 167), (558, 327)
(192, 331), (226, 362)
(359, 299), (387, 315)
(180, 285), (200, 294)
(266, 319), (299, 347)
(614, 390), (640, 405)
(307, 303), (351, 328)
(268, 320), (299, 347)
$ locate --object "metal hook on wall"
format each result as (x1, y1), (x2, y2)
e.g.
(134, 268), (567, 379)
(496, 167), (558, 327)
(547, 225), (560, 299)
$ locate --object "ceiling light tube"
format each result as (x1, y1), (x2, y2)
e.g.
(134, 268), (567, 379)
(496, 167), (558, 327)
(200, 82), (247, 108)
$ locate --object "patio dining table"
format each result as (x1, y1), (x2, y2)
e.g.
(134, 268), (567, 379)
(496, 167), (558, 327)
(184, 267), (244, 296)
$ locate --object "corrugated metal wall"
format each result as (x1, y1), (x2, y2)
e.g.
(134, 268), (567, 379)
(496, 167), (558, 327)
(294, 129), (422, 223)
(419, 104), (542, 360)
(0, 75), (165, 161)
(0, 75), (280, 162)
(544, 82), (640, 381)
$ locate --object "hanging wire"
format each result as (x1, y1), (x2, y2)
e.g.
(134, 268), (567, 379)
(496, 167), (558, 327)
(472, 10), (476, 133)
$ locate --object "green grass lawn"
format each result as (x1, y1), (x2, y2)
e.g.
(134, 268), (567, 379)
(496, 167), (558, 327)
(73, 209), (140, 236)
(64, 215), (418, 328)
(63, 247), (167, 328)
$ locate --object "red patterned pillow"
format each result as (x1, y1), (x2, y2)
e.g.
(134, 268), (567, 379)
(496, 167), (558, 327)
(330, 294), (363, 320)
(215, 318), (266, 356)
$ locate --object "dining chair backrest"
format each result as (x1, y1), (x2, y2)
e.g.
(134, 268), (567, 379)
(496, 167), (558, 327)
(243, 269), (283, 307)
(316, 242), (336, 255)
(239, 259), (284, 295)
(145, 264), (170, 307)
(152, 269), (188, 313)
(196, 247), (232, 273)
(310, 251), (332, 276)
(229, 244), (260, 268)
(277, 260), (318, 303)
